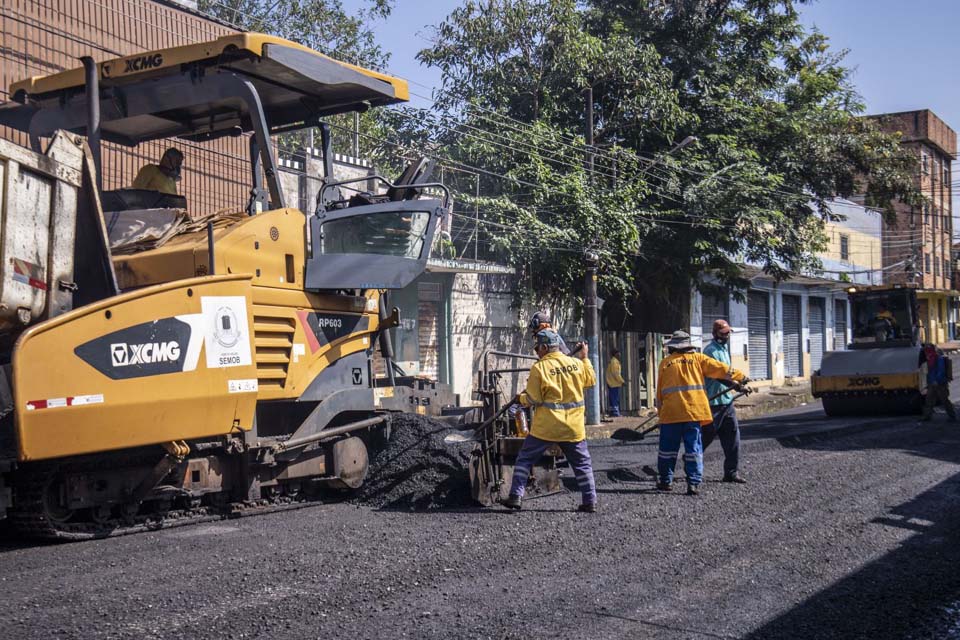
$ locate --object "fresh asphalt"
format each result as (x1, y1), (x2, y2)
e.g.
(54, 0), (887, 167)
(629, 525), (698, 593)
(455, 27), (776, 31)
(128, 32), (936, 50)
(3, 395), (960, 639)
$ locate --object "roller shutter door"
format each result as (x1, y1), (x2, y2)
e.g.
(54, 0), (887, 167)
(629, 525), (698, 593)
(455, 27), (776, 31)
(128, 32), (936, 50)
(701, 293), (729, 343)
(783, 295), (802, 377)
(809, 297), (825, 372)
(747, 291), (770, 380)
(417, 282), (442, 380)
(834, 300), (847, 350)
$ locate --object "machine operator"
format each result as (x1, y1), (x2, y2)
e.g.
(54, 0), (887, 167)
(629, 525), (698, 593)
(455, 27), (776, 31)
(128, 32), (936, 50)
(132, 147), (184, 195)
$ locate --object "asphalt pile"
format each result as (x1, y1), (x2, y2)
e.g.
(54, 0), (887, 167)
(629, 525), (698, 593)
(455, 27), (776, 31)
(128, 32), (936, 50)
(350, 413), (475, 510)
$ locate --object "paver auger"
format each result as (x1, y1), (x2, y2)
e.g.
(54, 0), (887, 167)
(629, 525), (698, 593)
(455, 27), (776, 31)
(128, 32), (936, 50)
(0, 34), (456, 539)
(446, 350), (564, 506)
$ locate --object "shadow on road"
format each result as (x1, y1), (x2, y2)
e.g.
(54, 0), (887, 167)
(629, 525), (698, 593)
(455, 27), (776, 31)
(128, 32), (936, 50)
(743, 470), (960, 639)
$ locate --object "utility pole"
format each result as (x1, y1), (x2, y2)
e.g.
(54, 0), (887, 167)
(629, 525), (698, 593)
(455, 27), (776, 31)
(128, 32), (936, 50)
(584, 251), (601, 426)
(583, 87), (594, 176)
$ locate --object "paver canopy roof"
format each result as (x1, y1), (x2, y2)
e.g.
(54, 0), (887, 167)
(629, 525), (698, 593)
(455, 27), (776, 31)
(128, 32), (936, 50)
(0, 33), (408, 145)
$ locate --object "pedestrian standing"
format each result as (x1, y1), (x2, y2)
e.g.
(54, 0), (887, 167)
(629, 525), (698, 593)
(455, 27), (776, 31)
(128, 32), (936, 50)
(701, 319), (747, 483)
(919, 343), (957, 422)
(503, 329), (599, 512)
(606, 348), (625, 417)
(655, 330), (749, 495)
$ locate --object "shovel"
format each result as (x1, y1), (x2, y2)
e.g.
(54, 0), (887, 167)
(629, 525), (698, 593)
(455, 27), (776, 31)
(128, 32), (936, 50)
(610, 386), (750, 442)
(443, 398), (519, 444)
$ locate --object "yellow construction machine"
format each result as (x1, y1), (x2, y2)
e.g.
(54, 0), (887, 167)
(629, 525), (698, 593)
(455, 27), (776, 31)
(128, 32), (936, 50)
(811, 285), (925, 416)
(0, 34), (455, 539)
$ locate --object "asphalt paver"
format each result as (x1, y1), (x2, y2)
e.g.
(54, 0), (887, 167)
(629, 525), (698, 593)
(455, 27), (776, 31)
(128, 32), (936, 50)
(2, 404), (960, 639)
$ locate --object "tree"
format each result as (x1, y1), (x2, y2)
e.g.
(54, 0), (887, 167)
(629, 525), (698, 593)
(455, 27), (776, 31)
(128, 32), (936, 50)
(418, 0), (920, 317)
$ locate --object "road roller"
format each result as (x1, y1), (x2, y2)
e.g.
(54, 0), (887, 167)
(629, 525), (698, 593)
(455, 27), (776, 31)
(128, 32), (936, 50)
(811, 285), (926, 416)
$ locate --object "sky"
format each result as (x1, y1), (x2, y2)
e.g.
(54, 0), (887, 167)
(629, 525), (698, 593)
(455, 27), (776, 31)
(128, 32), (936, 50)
(350, 0), (960, 128)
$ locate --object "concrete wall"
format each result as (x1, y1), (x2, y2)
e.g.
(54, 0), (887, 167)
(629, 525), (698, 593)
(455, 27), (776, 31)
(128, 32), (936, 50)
(448, 273), (522, 402)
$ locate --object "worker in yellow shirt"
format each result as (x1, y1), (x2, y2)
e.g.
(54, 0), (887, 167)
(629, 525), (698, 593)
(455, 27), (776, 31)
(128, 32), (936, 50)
(132, 147), (184, 195)
(656, 330), (749, 496)
(503, 329), (598, 512)
(605, 348), (625, 417)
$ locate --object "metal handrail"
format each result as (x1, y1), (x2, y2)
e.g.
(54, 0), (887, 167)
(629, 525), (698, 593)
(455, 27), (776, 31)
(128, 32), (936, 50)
(318, 174), (451, 209)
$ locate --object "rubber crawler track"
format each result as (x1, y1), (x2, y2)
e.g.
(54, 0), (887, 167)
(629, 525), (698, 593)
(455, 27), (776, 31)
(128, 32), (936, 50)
(9, 467), (324, 542)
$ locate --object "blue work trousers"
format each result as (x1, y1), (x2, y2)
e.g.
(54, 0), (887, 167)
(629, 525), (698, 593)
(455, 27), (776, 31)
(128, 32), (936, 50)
(608, 386), (621, 417)
(509, 435), (597, 505)
(701, 404), (740, 476)
(657, 421), (703, 486)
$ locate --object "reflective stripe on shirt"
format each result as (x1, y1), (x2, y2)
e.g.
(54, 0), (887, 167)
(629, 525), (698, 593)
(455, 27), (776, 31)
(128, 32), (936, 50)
(537, 400), (586, 410)
(661, 384), (705, 395)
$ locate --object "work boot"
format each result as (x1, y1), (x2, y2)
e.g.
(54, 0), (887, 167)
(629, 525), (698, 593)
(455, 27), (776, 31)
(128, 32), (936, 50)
(577, 501), (598, 513)
(723, 472), (747, 484)
(656, 481), (672, 491)
(502, 494), (522, 510)
(686, 483), (700, 496)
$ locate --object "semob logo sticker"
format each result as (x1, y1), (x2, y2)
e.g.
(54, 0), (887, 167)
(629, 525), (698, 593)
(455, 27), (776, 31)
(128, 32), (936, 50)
(110, 341), (181, 367)
(202, 296), (252, 369)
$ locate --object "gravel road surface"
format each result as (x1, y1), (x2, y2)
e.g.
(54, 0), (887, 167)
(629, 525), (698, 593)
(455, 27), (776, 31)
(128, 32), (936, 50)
(3, 402), (960, 639)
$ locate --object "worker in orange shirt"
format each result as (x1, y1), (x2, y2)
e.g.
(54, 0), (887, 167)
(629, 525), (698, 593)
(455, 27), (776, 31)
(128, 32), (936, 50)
(655, 330), (749, 495)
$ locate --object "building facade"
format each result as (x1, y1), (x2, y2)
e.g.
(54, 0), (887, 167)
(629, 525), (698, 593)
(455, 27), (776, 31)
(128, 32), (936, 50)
(817, 198), (883, 286)
(692, 268), (850, 386)
(871, 109), (957, 344)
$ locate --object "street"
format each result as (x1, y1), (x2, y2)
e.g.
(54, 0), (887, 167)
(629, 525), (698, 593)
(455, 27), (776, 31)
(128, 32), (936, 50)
(3, 400), (960, 640)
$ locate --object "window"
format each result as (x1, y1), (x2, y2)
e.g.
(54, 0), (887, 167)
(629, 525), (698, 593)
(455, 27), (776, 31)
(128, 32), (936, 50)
(925, 253), (932, 274)
(922, 150), (930, 175)
(934, 207), (939, 229)
(935, 258), (940, 277)
(924, 203), (931, 225)
(944, 163), (951, 184)
(319, 211), (431, 258)
(945, 258), (951, 278)
(839, 234), (849, 261)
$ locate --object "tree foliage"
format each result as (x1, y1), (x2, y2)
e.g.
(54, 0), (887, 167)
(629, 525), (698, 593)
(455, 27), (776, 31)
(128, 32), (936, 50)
(418, 0), (920, 315)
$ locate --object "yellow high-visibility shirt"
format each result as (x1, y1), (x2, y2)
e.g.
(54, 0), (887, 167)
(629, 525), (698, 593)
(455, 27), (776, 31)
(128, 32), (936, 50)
(656, 352), (745, 425)
(518, 351), (597, 442)
(605, 356), (625, 388)
(132, 164), (178, 195)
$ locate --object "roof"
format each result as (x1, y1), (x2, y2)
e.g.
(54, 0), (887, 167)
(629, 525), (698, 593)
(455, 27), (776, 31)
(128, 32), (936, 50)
(740, 264), (846, 288)
(0, 33), (408, 145)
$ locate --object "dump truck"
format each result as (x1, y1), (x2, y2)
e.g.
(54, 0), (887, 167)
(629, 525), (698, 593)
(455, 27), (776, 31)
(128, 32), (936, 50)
(811, 285), (925, 416)
(0, 34), (457, 539)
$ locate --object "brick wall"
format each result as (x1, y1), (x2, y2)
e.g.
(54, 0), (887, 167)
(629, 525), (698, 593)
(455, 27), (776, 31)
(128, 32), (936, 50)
(872, 110), (955, 290)
(0, 0), (249, 215)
